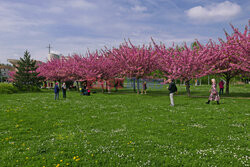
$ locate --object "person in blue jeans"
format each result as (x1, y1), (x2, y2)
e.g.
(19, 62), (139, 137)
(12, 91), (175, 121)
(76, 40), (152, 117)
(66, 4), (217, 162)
(168, 79), (178, 106)
(54, 83), (59, 100)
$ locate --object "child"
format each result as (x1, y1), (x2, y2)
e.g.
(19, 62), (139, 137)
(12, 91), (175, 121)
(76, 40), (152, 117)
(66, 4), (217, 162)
(87, 89), (91, 96)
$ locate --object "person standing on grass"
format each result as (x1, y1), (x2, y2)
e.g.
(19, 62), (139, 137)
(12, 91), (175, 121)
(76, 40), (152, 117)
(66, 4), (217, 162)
(219, 80), (224, 95)
(62, 82), (67, 99)
(141, 81), (147, 94)
(54, 82), (59, 100)
(206, 78), (220, 105)
(168, 79), (178, 106)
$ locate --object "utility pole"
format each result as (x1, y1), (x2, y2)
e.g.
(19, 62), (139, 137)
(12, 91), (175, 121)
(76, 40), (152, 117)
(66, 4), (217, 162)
(47, 44), (52, 54)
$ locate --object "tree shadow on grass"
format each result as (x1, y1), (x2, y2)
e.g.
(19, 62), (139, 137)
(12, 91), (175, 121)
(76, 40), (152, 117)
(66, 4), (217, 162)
(39, 87), (250, 99)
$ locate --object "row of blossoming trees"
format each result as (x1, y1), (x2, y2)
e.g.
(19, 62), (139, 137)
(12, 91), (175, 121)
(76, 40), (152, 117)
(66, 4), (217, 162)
(36, 24), (249, 96)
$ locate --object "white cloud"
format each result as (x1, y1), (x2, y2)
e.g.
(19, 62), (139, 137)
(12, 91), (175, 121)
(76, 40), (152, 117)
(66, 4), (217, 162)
(131, 5), (147, 12)
(186, 1), (241, 23)
(67, 0), (96, 9)
(45, 7), (64, 14)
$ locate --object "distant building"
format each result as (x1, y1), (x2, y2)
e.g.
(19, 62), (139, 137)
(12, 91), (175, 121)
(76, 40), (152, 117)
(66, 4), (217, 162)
(7, 59), (43, 70)
(0, 64), (14, 82)
(48, 53), (63, 61)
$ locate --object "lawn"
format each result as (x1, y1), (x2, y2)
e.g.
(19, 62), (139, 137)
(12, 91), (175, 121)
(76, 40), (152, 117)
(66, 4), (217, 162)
(0, 85), (249, 166)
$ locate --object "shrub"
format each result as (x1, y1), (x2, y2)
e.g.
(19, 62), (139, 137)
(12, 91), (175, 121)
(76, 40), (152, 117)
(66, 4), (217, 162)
(17, 85), (41, 92)
(0, 83), (18, 94)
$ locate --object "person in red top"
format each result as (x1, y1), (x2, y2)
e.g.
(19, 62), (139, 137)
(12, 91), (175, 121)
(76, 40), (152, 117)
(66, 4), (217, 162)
(219, 80), (224, 95)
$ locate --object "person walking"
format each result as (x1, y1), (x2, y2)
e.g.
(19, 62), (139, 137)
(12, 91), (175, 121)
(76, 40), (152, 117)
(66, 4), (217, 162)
(168, 79), (177, 106)
(206, 78), (220, 104)
(54, 82), (59, 100)
(141, 81), (147, 94)
(219, 80), (224, 95)
(62, 82), (67, 99)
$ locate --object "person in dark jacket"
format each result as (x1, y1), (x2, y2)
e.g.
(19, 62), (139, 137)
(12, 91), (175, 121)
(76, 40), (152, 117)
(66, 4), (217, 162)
(168, 79), (178, 106)
(54, 82), (59, 100)
(62, 82), (67, 99)
(219, 80), (224, 95)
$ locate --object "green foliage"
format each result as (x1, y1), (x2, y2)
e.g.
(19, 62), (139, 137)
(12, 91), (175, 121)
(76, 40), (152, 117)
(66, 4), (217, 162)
(191, 41), (199, 50)
(148, 70), (165, 78)
(0, 83), (18, 94)
(13, 50), (43, 90)
(0, 86), (249, 166)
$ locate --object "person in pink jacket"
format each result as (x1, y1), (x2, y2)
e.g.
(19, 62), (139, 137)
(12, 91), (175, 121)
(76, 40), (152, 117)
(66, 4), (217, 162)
(219, 80), (224, 95)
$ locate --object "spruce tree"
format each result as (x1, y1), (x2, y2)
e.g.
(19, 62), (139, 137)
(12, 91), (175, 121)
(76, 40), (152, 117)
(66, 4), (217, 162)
(14, 50), (42, 90)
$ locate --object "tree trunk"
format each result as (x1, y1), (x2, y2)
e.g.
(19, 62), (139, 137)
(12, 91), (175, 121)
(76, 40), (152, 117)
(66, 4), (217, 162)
(107, 80), (111, 93)
(101, 81), (104, 93)
(137, 78), (140, 94)
(185, 80), (191, 97)
(114, 80), (118, 92)
(76, 81), (79, 91)
(105, 80), (108, 92)
(226, 78), (230, 95)
(133, 78), (136, 92)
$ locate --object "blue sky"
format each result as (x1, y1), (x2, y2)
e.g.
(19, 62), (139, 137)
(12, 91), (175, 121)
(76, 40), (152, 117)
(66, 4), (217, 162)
(0, 0), (249, 63)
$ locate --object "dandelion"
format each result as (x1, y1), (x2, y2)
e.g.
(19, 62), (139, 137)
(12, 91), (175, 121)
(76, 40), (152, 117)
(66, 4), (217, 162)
(73, 156), (76, 160)
(66, 163), (69, 166)
(56, 164), (60, 167)
(60, 160), (63, 162)
(75, 158), (80, 161)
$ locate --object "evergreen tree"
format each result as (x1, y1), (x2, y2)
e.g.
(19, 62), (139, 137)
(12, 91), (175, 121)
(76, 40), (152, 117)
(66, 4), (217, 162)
(14, 50), (42, 90)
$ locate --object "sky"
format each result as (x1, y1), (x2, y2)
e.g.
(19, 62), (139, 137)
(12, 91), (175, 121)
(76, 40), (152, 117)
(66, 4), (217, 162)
(0, 0), (249, 64)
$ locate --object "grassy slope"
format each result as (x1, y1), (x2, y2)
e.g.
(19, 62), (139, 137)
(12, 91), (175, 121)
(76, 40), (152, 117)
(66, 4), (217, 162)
(0, 85), (249, 166)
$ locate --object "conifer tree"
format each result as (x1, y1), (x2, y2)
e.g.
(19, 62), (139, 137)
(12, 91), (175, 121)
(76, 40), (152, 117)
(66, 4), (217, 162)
(14, 50), (42, 90)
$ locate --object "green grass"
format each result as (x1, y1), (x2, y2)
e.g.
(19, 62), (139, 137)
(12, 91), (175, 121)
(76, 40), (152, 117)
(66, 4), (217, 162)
(0, 85), (249, 166)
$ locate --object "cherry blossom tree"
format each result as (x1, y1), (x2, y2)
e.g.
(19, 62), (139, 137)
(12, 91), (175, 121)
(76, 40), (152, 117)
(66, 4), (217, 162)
(203, 24), (250, 94)
(37, 57), (68, 88)
(152, 39), (210, 96)
(111, 40), (159, 94)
